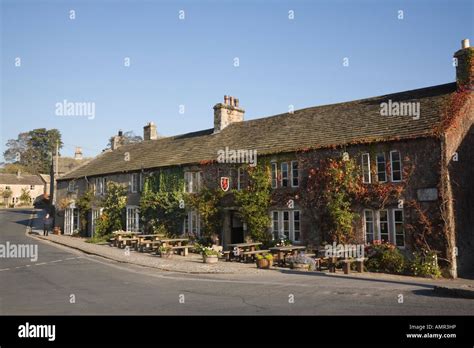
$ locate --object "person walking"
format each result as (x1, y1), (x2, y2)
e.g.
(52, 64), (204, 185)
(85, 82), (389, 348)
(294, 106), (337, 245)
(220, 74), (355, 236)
(43, 213), (52, 236)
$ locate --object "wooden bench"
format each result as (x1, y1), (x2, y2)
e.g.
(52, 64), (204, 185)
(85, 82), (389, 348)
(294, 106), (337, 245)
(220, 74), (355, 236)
(340, 258), (367, 274)
(118, 237), (138, 249)
(170, 245), (189, 256)
(222, 251), (232, 261)
(242, 249), (270, 262)
(137, 240), (161, 252)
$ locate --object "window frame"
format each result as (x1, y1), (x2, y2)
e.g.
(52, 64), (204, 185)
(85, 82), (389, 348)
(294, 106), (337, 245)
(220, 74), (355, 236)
(291, 161), (299, 187)
(390, 150), (402, 182)
(392, 209), (405, 247)
(376, 153), (387, 183)
(126, 206), (140, 232)
(361, 153), (371, 184)
(364, 209), (375, 243)
(271, 162), (278, 189)
(280, 162), (289, 187)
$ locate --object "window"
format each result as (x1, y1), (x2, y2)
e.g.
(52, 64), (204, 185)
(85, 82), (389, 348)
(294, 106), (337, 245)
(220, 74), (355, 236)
(5, 186), (11, 190)
(237, 167), (245, 190)
(139, 173), (144, 192)
(376, 153), (387, 183)
(30, 185), (35, 190)
(126, 206), (140, 232)
(291, 161), (299, 187)
(390, 150), (402, 182)
(68, 181), (77, 192)
(272, 211), (279, 240)
(281, 162), (289, 187)
(393, 209), (405, 247)
(130, 173), (139, 193)
(362, 153), (371, 183)
(379, 210), (389, 242)
(271, 162), (278, 188)
(96, 177), (106, 195)
(183, 210), (201, 236)
(293, 211), (300, 241)
(184, 171), (202, 193)
(64, 207), (79, 235)
(283, 211), (290, 239)
(364, 210), (374, 243)
(270, 210), (301, 242)
(91, 208), (103, 237)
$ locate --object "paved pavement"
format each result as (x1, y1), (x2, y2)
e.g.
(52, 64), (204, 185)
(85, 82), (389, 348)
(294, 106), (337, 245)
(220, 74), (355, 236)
(1, 208), (474, 315)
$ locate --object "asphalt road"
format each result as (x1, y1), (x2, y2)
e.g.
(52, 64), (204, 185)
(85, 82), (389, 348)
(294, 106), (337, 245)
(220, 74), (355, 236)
(1, 209), (473, 315)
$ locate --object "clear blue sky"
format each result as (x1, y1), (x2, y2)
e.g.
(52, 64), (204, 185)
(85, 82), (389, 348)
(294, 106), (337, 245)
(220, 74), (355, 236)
(1, 0), (473, 160)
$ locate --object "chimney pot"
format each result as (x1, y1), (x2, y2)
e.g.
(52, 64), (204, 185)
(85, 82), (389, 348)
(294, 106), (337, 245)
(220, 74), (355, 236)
(143, 121), (157, 141)
(462, 39), (470, 49)
(235, 98), (239, 107)
(213, 96), (244, 133)
(74, 147), (83, 160)
(224, 95), (229, 105)
(118, 130), (123, 137)
(229, 96), (234, 106)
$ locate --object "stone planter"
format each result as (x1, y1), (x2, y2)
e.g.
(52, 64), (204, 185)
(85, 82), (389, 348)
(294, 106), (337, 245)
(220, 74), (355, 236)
(290, 262), (311, 271)
(256, 258), (273, 269)
(203, 255), (218, 264)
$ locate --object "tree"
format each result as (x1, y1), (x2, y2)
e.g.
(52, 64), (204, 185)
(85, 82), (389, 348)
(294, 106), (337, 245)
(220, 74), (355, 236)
(19, 188), (32, 206)
(96, 182), (128, 237)
(106, 131), (142, 149)
(3, 128), (63, 174)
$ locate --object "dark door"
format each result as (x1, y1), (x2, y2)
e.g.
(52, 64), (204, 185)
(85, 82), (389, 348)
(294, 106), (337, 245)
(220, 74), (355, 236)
(230, 211), (244, 244)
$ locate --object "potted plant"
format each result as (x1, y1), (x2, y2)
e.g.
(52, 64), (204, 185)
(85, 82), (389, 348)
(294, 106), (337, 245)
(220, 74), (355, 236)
(158, 245), (172, 258)
(202, 247), (219, 263)
(256, 254), (273, 269)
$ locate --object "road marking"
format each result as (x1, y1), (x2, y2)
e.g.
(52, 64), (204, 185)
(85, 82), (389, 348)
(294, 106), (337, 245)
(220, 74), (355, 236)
(0, 268), (11, 271)
(51, 259), (63, 263)
(35, 262), (46, 266)
(1, 257), (84, 273)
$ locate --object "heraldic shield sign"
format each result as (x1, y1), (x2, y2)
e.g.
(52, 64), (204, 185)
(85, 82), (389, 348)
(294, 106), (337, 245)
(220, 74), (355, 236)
(220, 177), (230, 192)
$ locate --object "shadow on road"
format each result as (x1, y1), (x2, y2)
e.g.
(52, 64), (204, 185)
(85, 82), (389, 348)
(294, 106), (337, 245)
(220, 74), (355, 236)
(278, 269), (436, 289)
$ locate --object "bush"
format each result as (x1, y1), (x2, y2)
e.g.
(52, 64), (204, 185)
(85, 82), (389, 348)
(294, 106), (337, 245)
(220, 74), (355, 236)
(409, 250), (441, 278)
(365, 241), (405, 274)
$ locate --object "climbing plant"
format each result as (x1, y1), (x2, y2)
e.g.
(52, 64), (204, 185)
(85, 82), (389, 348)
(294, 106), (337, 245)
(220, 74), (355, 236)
(187, 187), (224, 238)
(233, 165), (272, 242)
(140, 168), (187, 236)
(75, 188), (95, 236)
(95, 182), (127, 237)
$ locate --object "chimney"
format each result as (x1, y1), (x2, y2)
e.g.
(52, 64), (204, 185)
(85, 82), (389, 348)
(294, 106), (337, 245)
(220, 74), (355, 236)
(213, 95), (245, 133)
(74, 147), (83, 160)
(454, 38), (474, 90)
(111, 130), (124, 150)
(143, 122), (157, 141)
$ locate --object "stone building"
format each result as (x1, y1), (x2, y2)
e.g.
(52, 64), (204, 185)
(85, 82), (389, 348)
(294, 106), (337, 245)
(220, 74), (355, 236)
(55, 40), (473, 278)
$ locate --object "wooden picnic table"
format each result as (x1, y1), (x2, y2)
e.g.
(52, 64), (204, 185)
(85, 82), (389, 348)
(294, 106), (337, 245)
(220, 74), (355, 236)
(135, 235), (161, 251)
(158, 238), (190, 256)
(226, 242), (262, 262)
(269, 246), (307, 266)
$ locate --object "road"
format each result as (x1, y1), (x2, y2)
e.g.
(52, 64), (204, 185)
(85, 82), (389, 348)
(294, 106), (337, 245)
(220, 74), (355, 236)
(1, 209), (473, 315)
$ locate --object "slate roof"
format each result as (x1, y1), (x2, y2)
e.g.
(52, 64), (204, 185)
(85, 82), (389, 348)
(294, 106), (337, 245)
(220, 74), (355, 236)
(60, 83), (456, 180)
(54, 157), (92, 175)
(0, 174), (44, 186)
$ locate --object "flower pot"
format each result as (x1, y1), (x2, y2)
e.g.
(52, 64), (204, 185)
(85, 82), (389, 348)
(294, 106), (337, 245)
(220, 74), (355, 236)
(53, 227), (61, 235)
(290, 262), (310, 271)
(203, 255), (218, 264)
(256, 258), (273, 269)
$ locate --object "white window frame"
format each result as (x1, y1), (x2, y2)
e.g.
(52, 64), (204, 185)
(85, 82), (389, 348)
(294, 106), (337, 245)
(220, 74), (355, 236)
(271, 162), (278, 188)
(96, 177), (106, 195)
(291, 161), (299, 187)
(390, 150), (402, 182)
(126, 206), (140, 232)
(67, 181), (77, 193)
(130, 173), (139, 193)
(91, 208), (104, 237)
(361, 153), (371, 184)
(280, 162), (289, 187)
(183, 210), (201, 236)
(364, 209), (374, 243)
(270, 210), (301, 242)
(392, 209), (405, 247)
(376, 153), (387, 183)
(378, 209), (390, 242)
(184, 171), (202, 193)
(64, 207), (80, 235)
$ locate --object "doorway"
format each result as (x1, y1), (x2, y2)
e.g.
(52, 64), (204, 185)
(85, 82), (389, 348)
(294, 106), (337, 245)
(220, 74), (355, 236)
(230, 211), (244, 244)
